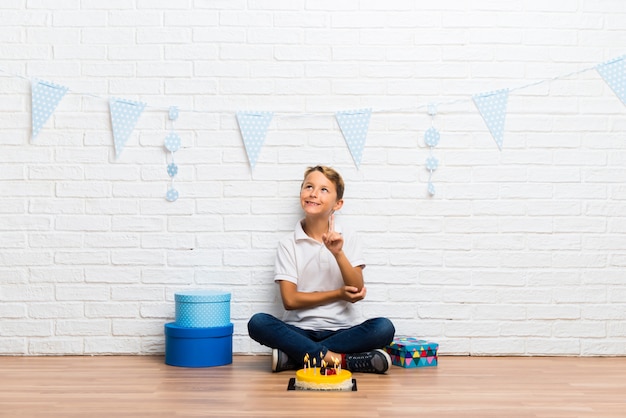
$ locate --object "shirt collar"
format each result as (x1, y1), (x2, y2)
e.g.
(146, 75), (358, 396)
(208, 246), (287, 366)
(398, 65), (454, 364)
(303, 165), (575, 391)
(294, 218), (343, 241)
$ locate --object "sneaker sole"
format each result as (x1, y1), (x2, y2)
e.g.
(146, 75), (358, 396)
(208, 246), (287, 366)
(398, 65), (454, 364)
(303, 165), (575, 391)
(375, 348), (392, 373)
(271, 349), (279, 372)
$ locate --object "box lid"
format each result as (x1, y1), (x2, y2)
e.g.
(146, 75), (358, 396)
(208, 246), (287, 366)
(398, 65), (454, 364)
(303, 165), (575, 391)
(165, 322), (233, 338)
(175, 290), (231, 303)
(389, 337), (439, 350)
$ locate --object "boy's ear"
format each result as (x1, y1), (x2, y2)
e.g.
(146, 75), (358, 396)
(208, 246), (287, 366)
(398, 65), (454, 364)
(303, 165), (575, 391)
(333, 199), (344, 212)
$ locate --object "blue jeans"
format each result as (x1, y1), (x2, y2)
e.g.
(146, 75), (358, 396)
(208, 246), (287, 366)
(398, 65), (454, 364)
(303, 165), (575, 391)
(247, 313), (395, 365)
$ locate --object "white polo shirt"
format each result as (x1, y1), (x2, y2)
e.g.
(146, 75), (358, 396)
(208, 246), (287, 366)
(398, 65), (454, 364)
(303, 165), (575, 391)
(275, 219), (365, 331)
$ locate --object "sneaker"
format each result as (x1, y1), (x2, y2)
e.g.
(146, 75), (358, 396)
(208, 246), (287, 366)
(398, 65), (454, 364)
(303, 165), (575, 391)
(271, 349), (298, 372)
(345, 349), (391, 374)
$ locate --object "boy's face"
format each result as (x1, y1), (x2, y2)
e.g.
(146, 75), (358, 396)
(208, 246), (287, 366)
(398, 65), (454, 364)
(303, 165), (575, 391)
(300, 171), (344, 217)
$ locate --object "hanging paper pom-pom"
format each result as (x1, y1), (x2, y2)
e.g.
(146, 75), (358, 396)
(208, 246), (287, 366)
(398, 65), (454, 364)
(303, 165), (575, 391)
(166, 188), (179, 202)
(168, 106), (179, 121)
(167, 163), (178, 178)
(427, 182), (436, 196)
(424, 127), (440, 147)
(164, 132), (181, 152)
(425, 156), (439, 171)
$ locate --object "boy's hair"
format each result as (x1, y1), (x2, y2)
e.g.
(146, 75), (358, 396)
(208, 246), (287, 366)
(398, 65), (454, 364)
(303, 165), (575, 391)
(302, 165), (345, 201)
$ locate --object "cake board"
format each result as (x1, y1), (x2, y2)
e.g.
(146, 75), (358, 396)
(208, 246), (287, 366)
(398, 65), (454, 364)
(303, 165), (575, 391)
(287, 378), (357, 391)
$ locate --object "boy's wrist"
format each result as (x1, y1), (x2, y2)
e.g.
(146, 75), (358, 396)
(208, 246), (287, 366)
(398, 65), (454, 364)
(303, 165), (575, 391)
(333, 249), (345, 259)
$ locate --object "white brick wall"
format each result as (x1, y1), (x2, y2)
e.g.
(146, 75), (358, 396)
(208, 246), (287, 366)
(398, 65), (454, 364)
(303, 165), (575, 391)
(1, 1), (625, 356)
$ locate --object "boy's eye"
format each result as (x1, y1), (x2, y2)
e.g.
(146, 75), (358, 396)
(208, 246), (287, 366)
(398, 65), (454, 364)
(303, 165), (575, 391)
(321, 188), (328, 192)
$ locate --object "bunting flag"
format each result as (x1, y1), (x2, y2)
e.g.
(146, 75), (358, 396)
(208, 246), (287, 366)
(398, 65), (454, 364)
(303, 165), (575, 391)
(596, 55), (626, 106)
(236, 111), (273, 170)
(109, 97), (146, 159)
(31, 79), (68, 140)
(472, 89), (509, 150)
(335, 108), (372, 169)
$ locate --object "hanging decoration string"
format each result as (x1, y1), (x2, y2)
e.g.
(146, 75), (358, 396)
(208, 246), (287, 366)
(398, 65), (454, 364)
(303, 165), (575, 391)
(164, 106), (181, 202)
(423, 104), (441, 196)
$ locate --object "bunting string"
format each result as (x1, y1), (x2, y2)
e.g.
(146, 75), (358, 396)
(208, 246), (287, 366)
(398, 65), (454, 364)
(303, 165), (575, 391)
(1, 55), (624, 198)
(1, 58), (612, 117)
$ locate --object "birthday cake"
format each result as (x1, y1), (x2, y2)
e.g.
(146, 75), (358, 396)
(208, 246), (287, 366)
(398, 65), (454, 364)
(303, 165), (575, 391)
(293, 354), (353, 391)
(294, 368), (353, 391)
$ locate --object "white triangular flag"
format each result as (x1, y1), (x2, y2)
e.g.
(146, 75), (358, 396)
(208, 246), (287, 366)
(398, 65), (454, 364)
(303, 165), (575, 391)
(335, 108), (372, 168)
(236, 111), (273, 170)
(31, 79), (68, 140)
(596, 55), (626, 107)
(473, 89), (509, 150)
(109, 98), (146, 159)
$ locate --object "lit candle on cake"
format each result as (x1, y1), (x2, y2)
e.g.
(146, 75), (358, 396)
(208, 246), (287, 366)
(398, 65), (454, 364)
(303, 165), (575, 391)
(313, 357), (317, 375)
(320, 352), (324, 375)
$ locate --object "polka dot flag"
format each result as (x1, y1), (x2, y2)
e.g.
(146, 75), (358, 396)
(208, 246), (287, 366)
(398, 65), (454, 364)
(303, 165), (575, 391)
(31, 79), (68, 140)
(109, 97), (146, 159)
(335, 108), (372, 169)
(472, 89), (509, 150)
(596, 55), (626, 107)
(236, 111), (273, 170)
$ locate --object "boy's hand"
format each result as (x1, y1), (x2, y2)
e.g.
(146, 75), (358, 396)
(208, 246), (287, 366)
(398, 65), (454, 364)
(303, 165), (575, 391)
(340, 285), (366, 303)
(322, 214), (343, 255)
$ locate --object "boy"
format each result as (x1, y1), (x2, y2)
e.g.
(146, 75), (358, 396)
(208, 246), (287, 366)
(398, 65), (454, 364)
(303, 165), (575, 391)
(247, 165), (395, 373)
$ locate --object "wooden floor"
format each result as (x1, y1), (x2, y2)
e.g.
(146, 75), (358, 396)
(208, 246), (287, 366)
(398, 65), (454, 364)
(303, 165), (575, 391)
(1, 355), (625, 417)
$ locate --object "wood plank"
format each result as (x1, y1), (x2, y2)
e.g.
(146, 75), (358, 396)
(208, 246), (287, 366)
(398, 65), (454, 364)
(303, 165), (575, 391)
(0, 355), (625, 417)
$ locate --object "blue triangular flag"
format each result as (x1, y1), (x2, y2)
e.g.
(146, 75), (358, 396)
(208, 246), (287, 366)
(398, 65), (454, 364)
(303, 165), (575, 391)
(596, 55), (626, 106)
(236, 111), (273, 170)
(109, 98), (146, 159)
(335, 108), (372, 168)
(31, 79), (68, 140)
(473, 89), (509, 150)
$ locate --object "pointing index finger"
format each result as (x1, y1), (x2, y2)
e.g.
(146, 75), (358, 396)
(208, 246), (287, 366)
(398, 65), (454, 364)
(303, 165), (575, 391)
(329, 213), (334, 233)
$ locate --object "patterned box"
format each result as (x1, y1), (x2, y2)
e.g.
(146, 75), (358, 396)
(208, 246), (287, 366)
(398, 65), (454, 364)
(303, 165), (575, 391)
(384, 336), (439, 368)
(174, 290), (231, 328)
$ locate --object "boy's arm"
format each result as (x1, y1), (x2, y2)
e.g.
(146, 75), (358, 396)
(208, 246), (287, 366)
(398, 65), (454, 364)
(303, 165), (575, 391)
(278, 280), (366, 311)
(322, 215), (365, 290)
(333, 251), (364, 290)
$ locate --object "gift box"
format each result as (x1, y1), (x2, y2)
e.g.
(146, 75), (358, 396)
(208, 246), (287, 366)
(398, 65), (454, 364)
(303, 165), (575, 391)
(165, 322), (233, 368)
(175, 290), (231, 328)
(384, 336), (439, 368)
